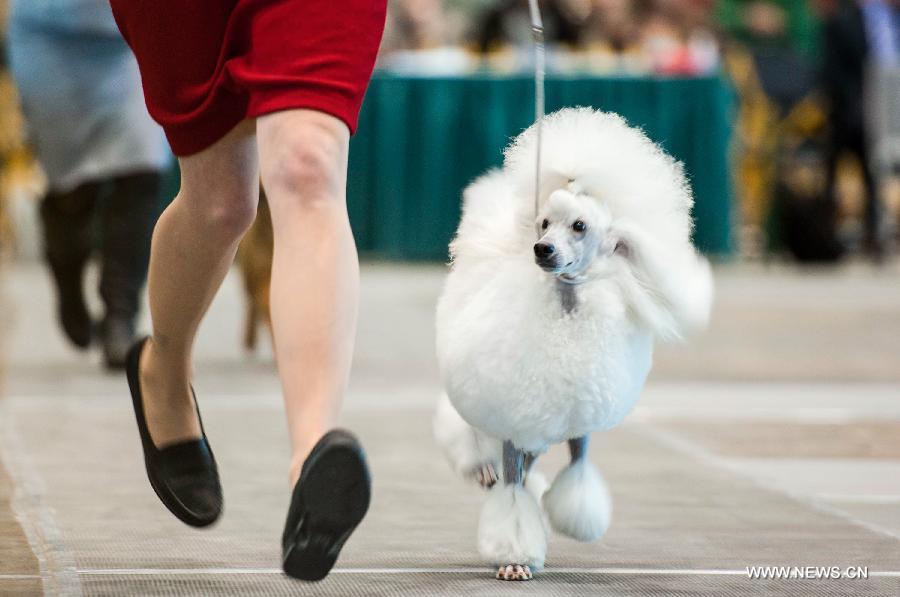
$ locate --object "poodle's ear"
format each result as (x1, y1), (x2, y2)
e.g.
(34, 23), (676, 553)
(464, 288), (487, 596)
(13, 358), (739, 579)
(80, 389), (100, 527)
(612, 220), (713, 340)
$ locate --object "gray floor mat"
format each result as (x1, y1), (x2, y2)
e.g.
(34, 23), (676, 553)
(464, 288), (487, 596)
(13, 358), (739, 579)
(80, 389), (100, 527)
(5, 400), (899, 596)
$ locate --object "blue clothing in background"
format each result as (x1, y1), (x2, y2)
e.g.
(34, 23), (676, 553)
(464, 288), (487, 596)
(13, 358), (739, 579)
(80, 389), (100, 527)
(860, 0), (900, 67)
(7, 0), (170, 192)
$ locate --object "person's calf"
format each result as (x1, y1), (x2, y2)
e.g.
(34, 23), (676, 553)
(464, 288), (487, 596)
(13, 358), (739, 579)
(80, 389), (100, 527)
(137, 335), (202, 448)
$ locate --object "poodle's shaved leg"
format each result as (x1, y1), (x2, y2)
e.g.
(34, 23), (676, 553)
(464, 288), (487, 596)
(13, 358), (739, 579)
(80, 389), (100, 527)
(495, 441), (534, 581)
(568, 436), (589, 463)
(502, 440), (525, 486)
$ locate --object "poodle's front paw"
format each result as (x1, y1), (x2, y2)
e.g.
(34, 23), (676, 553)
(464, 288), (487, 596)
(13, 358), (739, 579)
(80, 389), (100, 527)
(496, 564), (533, 581)
(478, 485), (547, 570)
(474, 462), (498, 489)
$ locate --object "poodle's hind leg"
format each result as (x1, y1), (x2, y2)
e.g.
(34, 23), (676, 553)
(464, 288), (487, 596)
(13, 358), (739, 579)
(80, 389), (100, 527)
(433, 394), (501, 488)
(474, 462), (499, 489)
(568, 436), (588, 463)
(478, 441), (547, 581)
(542, 435), (612, 542)
(523, 452), (549, 501)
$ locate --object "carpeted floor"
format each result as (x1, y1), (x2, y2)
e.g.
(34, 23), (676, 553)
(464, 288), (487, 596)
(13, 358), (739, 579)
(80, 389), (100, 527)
(1, 262), (899, 596)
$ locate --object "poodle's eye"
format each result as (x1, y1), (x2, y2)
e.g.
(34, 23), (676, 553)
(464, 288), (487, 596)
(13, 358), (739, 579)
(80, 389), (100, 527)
(572, 220), (587, 232)
(541, 219), (549, 230)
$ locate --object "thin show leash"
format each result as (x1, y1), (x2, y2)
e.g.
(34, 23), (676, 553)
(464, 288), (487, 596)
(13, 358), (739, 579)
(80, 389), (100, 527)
(472, 3), (550, 481)
(528, 1), (599, 287)
(527, 0), (545, 230)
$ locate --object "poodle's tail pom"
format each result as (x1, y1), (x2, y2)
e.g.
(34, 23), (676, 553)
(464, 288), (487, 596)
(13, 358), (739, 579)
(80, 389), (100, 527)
(656, 250), (713, 340)
(678, 253), (714, 334)
(433, 393), (501, 479)
(478, 484), (547, 568)
(525, 468), (549, 501)
(542, 460), (612, 542)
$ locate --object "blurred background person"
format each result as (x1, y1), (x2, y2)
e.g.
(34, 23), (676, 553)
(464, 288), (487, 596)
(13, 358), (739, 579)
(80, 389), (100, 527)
(721, 0), (838, 261)
(579, 0), (722, 75)
(382, 0), (460, 52)
(639, 0), (721, 74)
(6, 0), (168, 368)
(864, 0), (900, 258)
(812, 0), (883, 259)
(472, 0), (585, 68)
(579, 0), (646, 72)
(379, 0), (475, 72)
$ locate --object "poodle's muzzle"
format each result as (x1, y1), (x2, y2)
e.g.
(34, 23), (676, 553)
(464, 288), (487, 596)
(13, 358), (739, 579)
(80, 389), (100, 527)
(534, 242), (559, 271)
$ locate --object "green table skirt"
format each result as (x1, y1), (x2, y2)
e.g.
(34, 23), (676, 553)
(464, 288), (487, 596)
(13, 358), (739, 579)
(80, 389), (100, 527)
(347, 74), (734, 260)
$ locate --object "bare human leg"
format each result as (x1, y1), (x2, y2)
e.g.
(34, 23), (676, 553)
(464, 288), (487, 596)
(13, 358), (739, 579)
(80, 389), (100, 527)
(139, 120), (260, 448)
(256, 109), (358, 488)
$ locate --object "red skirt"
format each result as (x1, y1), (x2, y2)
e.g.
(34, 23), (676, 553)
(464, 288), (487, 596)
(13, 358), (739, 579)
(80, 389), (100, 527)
(110, 0), (387, 156)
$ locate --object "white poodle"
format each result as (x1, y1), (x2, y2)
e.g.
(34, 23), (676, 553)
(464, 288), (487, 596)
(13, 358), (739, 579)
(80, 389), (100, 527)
(433, 107), (713, 581)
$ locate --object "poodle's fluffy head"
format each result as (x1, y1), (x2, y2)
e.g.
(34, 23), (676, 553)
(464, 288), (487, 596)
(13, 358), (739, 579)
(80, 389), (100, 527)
(533, 186), (617, 277)
(447, 107), (712, 340)
(504, 107), (694, 249)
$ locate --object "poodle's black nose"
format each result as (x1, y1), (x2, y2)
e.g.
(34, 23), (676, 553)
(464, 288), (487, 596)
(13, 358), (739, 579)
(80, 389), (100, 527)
(534, 242), (556, 259)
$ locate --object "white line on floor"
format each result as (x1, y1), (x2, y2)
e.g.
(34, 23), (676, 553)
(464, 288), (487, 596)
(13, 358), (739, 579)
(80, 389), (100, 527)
(75, 568), (900, 577)
(818, 494), (900, 504)
(0, 402), (83, 596)
(0, 575), (41, 580)
(640, 424), (900, 544)
(631, 406), (900, 423)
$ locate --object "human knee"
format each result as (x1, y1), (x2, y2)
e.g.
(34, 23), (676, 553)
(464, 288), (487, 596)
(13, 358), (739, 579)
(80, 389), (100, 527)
(261, 120), (346, 212)
(181, 186), (258, 240)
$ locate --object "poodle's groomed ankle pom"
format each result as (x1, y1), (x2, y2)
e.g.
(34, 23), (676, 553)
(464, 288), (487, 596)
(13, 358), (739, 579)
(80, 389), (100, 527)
(478, 484), (547, 569)
(542, 460), (612, 542)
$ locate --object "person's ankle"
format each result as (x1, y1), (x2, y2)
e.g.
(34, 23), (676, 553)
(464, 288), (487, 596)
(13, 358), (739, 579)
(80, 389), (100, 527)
(288, 462), (303, 490)
(138, 341), (202, 447)
(141, 338), (191, 396)
(288, 429), (330, 488)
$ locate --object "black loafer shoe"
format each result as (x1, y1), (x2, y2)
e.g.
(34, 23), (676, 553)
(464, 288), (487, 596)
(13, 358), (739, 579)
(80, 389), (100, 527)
(282, 429), (371, 581)
(125, 337), (222, 527)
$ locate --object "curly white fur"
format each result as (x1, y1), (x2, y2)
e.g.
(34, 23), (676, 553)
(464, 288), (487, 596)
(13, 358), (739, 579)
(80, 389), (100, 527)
(542, 460), (612, 542)
(525, 468), (548, 501)
(433, 393), (501, 480)
(437, 108), (712, 454)
(434, 107), (713, 573)
(478, 484), (547, 568)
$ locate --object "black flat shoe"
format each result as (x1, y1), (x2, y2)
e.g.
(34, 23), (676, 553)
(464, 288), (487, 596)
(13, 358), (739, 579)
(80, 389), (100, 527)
(282, 429), (371, 581)
(125, 337), (222, 527)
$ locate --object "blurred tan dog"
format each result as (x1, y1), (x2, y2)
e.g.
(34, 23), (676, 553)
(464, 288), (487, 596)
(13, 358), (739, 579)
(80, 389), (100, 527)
(237, 189), (273, 351)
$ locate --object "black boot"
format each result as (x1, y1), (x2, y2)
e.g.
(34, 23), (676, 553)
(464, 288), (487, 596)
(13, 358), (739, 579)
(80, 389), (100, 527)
(102, 316), (136, 370)
(40, 184), (99, 349)
(99, 171), (161, 369)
